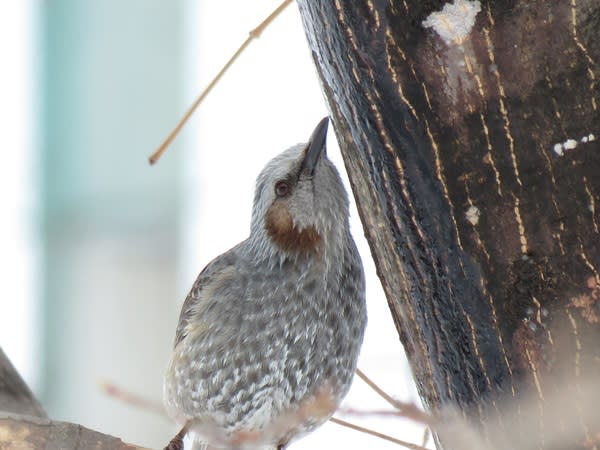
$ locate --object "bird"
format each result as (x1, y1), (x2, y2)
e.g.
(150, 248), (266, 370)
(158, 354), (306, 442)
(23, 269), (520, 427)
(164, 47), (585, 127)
(163, 117), (367, 450)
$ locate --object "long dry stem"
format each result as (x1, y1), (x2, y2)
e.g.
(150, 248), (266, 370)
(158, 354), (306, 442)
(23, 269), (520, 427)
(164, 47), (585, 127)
(100, 380), (165, 416)
(148, 0), (293, 165)
(355, 368), (432, 425)
(330, 417), (429, 450)
(356, 368), (400, 409)
(101, 379), (427, 449)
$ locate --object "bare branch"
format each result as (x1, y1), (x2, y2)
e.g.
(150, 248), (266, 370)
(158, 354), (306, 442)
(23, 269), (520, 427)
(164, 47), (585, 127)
(330, 416), (429, 450)
(100, 380), (165, 417)
(148, 0), (293, 165)
(355, 368), (432, 425)
(0, 412), (150, 450)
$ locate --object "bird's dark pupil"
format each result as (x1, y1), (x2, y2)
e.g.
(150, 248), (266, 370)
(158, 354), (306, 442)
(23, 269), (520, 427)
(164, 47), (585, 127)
(276, 181), (289, 197)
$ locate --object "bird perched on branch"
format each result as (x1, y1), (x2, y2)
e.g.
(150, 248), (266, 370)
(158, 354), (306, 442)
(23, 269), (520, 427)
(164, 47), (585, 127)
(163, 117), (367, 450)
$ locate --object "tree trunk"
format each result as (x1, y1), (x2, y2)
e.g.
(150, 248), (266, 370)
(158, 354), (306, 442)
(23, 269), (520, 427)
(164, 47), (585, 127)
(297, 1), (600, 448)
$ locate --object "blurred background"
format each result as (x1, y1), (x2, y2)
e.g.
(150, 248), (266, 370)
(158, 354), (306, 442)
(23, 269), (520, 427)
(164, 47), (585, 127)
(0, 1), (431, 448)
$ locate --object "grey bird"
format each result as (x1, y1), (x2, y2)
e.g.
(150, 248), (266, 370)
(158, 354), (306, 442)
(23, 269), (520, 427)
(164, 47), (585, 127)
(163, 117), (367, 450)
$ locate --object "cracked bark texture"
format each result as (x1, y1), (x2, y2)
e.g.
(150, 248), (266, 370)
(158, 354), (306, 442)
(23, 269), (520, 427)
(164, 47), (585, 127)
(297, 1), (600, 448)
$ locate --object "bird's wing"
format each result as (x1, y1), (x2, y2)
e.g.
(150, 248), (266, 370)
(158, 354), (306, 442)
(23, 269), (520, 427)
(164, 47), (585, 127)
(173, 245), (241, 348)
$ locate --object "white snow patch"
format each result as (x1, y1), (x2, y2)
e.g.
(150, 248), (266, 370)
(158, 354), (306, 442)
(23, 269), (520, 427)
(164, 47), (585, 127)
(466, 205), (481, 226)
(422, 0), (482, 46)
(563, 139), (578, 150)
(553, 143), (564, 156)
(553, 132), (596, 156)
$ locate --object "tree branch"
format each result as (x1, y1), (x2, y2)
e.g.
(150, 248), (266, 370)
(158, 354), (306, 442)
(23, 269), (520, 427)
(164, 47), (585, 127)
(0, 412), (150, 450)
(0, 347), (150, 449)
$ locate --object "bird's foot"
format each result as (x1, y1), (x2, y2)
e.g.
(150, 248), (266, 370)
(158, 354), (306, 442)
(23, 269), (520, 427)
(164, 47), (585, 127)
(164, 426), (188, 450)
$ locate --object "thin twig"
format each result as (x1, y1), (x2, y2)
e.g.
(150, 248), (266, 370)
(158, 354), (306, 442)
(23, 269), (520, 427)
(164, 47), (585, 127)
(355, 368), (433, 425)
(330, 417), (429, 450)
(148, 0), (293, 165)
(100, 380), (165, 416)
(101, 380), (429, 448)
(356, 368), (400, 408)
(339, 407), (417, 418)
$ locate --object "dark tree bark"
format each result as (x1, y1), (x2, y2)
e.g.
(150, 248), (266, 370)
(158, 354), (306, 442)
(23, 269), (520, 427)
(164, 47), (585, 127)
(297, 1), (600, 448)
(0, 347), (149, 449)
(0, 347), (47, 418)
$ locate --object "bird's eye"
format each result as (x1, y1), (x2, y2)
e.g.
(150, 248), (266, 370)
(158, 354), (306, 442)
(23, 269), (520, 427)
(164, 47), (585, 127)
(274, 180), (291, 197)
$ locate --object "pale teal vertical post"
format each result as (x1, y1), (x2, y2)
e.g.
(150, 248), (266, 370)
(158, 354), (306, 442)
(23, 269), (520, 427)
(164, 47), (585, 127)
(41, 1), (186, 446)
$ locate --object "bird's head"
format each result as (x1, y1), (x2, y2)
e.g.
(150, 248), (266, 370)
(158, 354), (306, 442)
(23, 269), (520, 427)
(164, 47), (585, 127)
(250, 117), (350, 258)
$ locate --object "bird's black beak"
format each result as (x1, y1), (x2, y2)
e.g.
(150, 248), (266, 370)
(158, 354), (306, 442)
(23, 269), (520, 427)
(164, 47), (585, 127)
(300, 117), (329, 177)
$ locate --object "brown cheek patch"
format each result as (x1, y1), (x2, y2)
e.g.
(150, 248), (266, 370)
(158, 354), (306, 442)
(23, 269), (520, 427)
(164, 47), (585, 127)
(264, 201), (322, 254)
